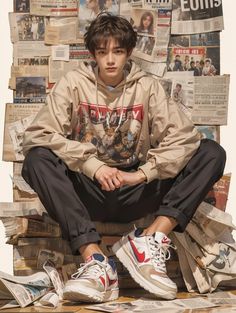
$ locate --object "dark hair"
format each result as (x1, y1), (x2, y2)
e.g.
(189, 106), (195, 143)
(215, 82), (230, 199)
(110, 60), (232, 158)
(84, 13), (137, 56)
(138, 11), (154, 34)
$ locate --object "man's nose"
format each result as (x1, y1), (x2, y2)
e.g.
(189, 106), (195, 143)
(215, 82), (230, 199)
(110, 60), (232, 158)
(107, 52), (115, 64)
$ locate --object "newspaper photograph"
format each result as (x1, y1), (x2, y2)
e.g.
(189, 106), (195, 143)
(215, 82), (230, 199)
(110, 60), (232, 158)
(14, 0), (30, 13)
(164, 71), (194, 119)
(192, 75), (230, 125)
(196, 125), (220, 142)
(171, 0), (224, 34)
(167, 46), (220, 76)
(10, 65), (48, 90)
(14, 76), (46, 103)
(45, 17), (80, 45)
(9, 13), (45, 42)
(78, 0), (120, 36)
(131, 7), (171, 63)
(2, 103), (44, 161)
(49, 58), (81, 83)
(30, 0), (78, 17)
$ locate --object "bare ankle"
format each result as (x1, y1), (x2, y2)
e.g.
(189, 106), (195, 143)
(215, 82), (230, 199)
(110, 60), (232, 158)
(79, 243), (104, 261)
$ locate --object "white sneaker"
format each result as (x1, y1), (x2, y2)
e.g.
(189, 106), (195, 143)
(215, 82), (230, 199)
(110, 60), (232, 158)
(63, 253), (119, 303)
(112, 228), (177, 300)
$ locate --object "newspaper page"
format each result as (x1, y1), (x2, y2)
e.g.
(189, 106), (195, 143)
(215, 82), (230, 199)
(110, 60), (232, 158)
(30, 0), (78, 17)
(2, 103), (44, 161)
(164, 71), (194, 119)
(168, 31), (220, 75)
(205, 173), (231, 211)
(13, 162), (38, 201)
(43, 260), (64, 299)
(34, 291), (59, 308)
(45, 17), (80, 45)
(9, 13), (46, 43)
(0, 270), (51, 287)
(171, 0), (224, 34)
(131, 6), (171, 63)
(0, 278), (49, 308)
(13, 41), (51, 65)
(10, 65), (48, 90)
(192, 74), (230, 125)
(38, 250), (64, 270)
(14, 76), (47, 103)
(0, 300), (19, 311)
(69, 43), (93, 61)
(14, 0), (30, 13)
(86, 297), (218, 312)
(49, 57), (80, 83)
(131, 56), (166, 77)
(0, 201), (45, 219)
(78, 0), (120, 37)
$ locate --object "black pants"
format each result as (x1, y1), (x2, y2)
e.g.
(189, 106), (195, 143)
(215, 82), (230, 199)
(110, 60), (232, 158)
(22, 139), (226, 254)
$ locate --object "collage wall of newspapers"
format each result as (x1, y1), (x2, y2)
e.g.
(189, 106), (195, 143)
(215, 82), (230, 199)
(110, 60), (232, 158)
(0, 0), (234, 310)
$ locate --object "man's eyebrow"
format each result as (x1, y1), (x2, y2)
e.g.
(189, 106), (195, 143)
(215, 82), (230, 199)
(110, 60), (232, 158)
(96, 46), (124, 50)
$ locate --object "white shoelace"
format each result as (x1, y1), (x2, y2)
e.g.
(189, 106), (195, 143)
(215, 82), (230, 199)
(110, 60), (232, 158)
(148, 237), (174, 272)
(71, 259), (106, 280)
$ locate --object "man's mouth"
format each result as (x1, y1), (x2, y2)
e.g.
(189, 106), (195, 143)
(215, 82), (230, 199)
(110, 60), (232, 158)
(106, 67), (116, 71)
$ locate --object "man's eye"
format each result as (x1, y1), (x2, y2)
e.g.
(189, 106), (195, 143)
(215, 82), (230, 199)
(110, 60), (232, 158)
(97, 51), (105, 55)
(115, 49), (124, 54)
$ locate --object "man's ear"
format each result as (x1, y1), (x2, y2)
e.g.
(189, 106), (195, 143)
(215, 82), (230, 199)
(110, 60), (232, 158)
(127, 49), (133, 58)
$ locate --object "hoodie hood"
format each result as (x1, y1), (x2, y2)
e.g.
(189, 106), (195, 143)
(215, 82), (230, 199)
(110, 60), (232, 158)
(75, 59), (147, 88)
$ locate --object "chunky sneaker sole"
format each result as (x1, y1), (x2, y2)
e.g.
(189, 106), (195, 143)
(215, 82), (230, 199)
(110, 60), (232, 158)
(63, 283), (119, 303)
(113, 236), (177, 300)
(63, 254), (119, 303)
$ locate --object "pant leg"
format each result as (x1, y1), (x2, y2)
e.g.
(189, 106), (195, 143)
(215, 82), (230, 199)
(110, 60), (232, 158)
(156, 139), (226, 232)
(22, 147), (108, 254)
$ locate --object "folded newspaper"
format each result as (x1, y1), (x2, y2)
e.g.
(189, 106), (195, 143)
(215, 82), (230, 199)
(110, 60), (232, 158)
(0, 260), (63, 310)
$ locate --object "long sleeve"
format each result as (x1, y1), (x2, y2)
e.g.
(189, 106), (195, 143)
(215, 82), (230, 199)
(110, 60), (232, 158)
(139, 80), (201, 182)
(22, 73), (105, 180)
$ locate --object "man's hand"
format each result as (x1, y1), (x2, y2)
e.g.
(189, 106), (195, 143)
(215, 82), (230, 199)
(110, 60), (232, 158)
(95, 165), (124, 191)
(118, 170), (147, 186)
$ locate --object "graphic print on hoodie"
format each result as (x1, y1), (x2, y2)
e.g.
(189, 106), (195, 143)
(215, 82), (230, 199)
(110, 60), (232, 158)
(75, 101), (144, 167)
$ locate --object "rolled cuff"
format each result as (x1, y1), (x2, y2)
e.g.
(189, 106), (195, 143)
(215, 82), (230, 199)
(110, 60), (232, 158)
(81, 157), (106, 180)
(138, 162), (159, 183)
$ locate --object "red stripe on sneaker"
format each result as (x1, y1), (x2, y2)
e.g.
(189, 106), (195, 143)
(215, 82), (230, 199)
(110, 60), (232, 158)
(100, 276), (105, 287)
(128, 235), (147, 263)
(107, 276), (118, 286)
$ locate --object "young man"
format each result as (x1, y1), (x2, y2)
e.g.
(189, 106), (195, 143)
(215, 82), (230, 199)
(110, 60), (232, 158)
(22, 14), (226, 302)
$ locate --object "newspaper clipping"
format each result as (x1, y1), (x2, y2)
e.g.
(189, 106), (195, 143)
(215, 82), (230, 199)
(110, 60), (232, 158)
(171, 0), (224, 34)
(30, 0), (78, 17)
(3, 103), (44, 161)
(192, 75), (230, 125)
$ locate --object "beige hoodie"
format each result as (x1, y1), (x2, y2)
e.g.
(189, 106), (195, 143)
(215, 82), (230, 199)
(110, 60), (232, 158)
(23, 60), (201, 183)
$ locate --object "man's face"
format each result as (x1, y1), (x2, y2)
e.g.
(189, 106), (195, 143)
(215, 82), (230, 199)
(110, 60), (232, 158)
(94, 37), (130, 86)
